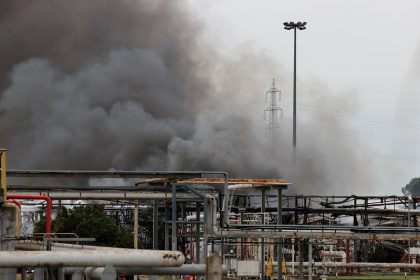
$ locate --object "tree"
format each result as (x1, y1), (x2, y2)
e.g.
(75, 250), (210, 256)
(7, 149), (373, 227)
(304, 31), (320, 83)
(35, 204), (133, 248)
(402, 177), (420, 197)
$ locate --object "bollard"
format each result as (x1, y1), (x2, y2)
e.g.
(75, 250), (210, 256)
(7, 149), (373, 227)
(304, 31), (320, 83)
(206, 255), (222, 280)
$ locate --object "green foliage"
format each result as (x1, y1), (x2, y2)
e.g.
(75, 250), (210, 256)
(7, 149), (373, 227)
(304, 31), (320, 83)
(402, 177), (420, 197)
(34, 204), (133, 248)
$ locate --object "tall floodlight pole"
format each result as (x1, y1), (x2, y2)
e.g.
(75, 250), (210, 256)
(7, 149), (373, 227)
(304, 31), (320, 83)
(284, 21), (306, 147)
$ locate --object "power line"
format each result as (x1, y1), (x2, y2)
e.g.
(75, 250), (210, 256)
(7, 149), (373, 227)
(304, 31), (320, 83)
(204, 100), (420, 131)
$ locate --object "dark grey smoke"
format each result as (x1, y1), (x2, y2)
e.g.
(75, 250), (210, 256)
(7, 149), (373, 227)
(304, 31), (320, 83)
(0, 0), (373, 194)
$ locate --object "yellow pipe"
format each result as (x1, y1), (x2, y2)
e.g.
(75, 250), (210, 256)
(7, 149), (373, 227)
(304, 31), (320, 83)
(0, 151), (6, 202)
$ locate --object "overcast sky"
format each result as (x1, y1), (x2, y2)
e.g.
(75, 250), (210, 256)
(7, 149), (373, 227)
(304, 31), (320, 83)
(187, 0), (420, 194)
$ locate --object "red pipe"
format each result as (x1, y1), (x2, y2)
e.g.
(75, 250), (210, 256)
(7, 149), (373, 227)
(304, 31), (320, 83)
(7, 194), (52, 237)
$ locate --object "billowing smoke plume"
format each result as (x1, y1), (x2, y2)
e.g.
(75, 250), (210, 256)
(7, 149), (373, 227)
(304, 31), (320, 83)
(0, 0), (373, 194)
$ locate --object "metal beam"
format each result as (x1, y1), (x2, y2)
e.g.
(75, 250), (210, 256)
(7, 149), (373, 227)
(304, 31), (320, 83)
(221, 224), (420, 233)
(212, 231), (420, 241)
(8, 191), (198, 200)
(7, 170), (226, 178)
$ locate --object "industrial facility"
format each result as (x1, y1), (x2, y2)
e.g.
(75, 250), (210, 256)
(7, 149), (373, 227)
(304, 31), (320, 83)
(0, 149), (419, 280)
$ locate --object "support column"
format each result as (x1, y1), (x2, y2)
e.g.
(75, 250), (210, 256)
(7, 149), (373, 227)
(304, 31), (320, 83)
(291, 239), (295, 276)
(353, 199), (358, 226)
(101, 264), (117, 280)
(308, 239), (313, 280)
(153, 199), (159, 250)
(171, 183), (177, 251)
(277, 189), (283, 280)
(134, 200), (139, 250)
(57, 267), (64, 280)
(346, 239), (350, 274)
(34, 268), (44, 280)
(71, 270), (83, 280)
(206, 255), (222, 280)
(196, 202), (200, 264)
(164, 202), (169, 250)
(299, 241), (303, 280)
(261, 189), (266, 280)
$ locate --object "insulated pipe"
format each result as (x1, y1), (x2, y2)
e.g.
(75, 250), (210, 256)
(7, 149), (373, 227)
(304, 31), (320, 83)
(8, 191), (198, 200)
(7, 200), (21, 209)
(6, 201), (22, 235)
(16, 240), (141, 251)
(0, 250), (184, 267)
(212, 230), (420, 241)
(7, 194), (51, 236)
(320, 251), (346, 262)
(215, 223), (420, 232)
(282, 262), (420, 268)
(64, 264), (228, 278)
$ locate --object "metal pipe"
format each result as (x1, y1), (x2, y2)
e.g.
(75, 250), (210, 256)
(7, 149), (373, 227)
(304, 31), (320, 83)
(7, 194), (52, 237)
(283, 262), (420, 268)
(229, 206), (420, 215)
(7, 170), (227, 178)
(277, 188), (283, 280)
(64, 264), (228, 278)
(16, 240), (140, 251)
(8, 191), (198, 200)
(293, 25), (297, 147)
(172, 184), (177, 251)
(134, 200), (139, 250)
(164, 202), (169, 250)
(298, 241), (303, 280)
(153, 199), (158, 250)
(217, 223), (420, 232)
(196, 202), (200, 264)
(261, 189), (266, 280)
(212, 231), (420, 241)
(308, 240), (312, 280)
(0, 250), (184, 267)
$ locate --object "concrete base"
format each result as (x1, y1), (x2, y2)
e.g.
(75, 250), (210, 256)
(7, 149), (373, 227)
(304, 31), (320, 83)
(0, 204), (17, 280)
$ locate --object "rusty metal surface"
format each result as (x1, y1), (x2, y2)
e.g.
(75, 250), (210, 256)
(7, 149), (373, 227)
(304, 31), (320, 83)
(8, 191), (198, 200)
(135, 178), (174, 185)
(134, 178), (290, 187)
(179, 178), (288, 185)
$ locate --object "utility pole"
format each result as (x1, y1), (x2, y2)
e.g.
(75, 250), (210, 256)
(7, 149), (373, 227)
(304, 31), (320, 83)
(264, 78), (282, 141)
(284, 21), (307, 147)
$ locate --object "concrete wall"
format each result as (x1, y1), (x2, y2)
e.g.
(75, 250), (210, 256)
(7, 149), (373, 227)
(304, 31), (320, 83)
(0, 204), (17, 280)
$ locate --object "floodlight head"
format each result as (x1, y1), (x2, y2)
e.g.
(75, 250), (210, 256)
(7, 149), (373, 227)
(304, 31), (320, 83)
(284, 22), (293, 30)
(284, 21), (307, 30)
